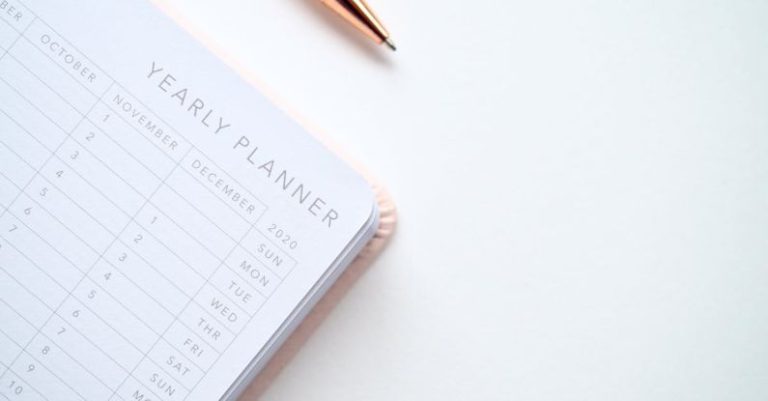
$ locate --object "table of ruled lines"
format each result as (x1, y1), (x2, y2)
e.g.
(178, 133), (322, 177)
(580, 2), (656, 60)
(0, 2), (298, 400)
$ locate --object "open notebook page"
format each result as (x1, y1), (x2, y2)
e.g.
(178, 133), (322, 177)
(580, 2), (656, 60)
(0, 0), (378, 400)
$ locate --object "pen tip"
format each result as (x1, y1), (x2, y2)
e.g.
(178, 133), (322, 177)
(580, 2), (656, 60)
(385, 38), (397, 51)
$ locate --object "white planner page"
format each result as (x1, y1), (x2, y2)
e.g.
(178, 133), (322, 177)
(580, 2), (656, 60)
(0, 0), (377, 400)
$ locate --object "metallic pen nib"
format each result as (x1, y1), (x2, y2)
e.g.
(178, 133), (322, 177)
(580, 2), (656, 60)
(384, 38), (397, 51)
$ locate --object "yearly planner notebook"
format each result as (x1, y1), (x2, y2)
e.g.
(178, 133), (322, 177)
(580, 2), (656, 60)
(0, 0), (384, 400)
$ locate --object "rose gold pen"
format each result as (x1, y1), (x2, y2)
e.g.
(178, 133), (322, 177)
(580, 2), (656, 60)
(320, 0), (397, 51)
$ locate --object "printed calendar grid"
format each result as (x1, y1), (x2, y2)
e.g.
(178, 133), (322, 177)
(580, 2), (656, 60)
(0, 64), (285, 309)
(0, 40), (122, 400)
(0, 298), (118, 401)
(0, 25), (258, 401)
(0, 161), (235, 363)
(0, 106), (278, 307)
(1, 26), (288, 278)
(111, 221), (258, 401)
(0, 12), (110, 401)
(2, 0), (293, 271)
(2, 49), (269, 253)
(0, 30), (282, 319)
(0, 135), (225, 388)
(0, 74), (256, 343)
(5, 3), (295, 293)
(0, 245), (159, 388)
(0, 3), (304, 400)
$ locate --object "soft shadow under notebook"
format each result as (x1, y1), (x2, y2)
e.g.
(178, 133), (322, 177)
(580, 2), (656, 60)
(0, 0), (396, 400)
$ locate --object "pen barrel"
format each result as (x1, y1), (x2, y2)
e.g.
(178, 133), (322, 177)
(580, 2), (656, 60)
(348, 0), (390, 39)
(319, 0), (388, 44)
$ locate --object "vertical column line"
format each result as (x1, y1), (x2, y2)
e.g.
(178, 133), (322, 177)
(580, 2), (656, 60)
(105, 142), (197, 400)
(113, 220), (257, 400)
(0, 16), (34, 61)
(0, 75), (114, 396)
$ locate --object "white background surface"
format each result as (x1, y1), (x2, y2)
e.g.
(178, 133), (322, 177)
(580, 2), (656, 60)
(162, 1), (768, 399)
